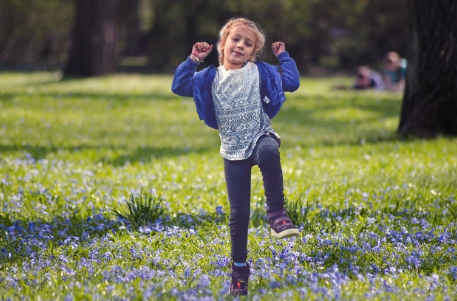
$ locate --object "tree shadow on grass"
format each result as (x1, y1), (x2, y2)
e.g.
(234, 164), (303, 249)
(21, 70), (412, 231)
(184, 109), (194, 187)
(0, 90), (181, 102)
(1, 73), (180, 102)
(0, 143), (213, 166)
(1, 136), (420, 170)
(273, 96), (405, 147)
(276, 93), (402, 127)
(0, 134), (417, 167)
(277, 106), (400, 130)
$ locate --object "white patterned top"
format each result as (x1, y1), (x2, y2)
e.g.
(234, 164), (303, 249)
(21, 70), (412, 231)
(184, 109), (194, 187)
(212, 62), (280, 160)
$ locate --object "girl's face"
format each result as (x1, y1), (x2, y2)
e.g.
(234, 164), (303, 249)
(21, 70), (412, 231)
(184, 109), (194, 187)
(222, 25), (257, 70)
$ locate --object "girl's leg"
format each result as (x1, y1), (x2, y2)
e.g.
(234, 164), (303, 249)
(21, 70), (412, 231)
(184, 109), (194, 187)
(252, 136), (284, 209)
(253, 135), (298, 238)
(224, 158), (252, 263)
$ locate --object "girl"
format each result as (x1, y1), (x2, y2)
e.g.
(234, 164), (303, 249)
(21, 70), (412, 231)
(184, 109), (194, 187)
(171, 17), (300, 296)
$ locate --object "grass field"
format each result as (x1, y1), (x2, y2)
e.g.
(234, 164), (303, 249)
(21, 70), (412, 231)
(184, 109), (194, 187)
(0, 72), (456, 300)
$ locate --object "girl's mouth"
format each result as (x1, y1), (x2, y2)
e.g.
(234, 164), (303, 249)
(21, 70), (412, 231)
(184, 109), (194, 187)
(233, 51), (243, 56)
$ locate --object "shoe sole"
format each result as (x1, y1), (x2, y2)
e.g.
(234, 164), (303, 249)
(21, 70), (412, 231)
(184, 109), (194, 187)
(230, 288), (248, 296)
(271, 228), (299, 238)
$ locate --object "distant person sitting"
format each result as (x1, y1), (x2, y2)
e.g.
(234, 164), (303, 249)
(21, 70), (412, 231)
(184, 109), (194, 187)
(353, 66), (384, 90)
(382, 51), (407, 92)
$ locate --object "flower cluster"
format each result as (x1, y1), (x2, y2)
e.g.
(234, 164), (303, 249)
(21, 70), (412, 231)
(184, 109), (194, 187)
(1, 206), (456, 300)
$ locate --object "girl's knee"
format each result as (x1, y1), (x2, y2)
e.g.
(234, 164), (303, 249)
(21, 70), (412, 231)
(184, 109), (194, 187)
(257, 145), (280, 165)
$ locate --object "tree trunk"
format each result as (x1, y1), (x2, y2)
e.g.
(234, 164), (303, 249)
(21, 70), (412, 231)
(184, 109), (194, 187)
(63, 0), (121, 77)
(120, 0), (141, 56)
(398, 0), (457, 137)
(148, 0), (171, 72)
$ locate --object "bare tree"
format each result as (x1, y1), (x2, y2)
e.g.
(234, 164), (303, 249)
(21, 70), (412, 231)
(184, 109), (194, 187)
(63, 0), (121, 77)
(399, 0), (457, 137)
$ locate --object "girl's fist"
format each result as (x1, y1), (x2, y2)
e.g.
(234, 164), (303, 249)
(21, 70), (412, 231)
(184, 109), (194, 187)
(191, 42), (213, 63)
(271, 42), (286, 57)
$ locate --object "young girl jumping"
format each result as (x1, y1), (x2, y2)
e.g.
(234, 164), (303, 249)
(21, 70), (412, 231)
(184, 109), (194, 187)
(171, 17), (300, 296)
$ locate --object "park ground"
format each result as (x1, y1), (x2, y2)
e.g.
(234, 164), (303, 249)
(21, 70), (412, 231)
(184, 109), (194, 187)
(0, 72), (456, 300)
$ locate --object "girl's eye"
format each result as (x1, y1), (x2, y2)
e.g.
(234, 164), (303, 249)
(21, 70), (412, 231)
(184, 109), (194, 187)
(246, 43), (252, 47)
(232, 38), (239, 42)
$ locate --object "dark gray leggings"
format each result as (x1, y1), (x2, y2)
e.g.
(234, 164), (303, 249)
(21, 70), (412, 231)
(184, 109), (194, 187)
(224, 135), (285, 262)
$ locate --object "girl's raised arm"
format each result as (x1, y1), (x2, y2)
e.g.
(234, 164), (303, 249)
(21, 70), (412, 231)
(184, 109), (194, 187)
(272, 41), (300, 92)
(171, 42), (213, 97)
(190, 42), (213, 63)
(271, 42), (286, 57)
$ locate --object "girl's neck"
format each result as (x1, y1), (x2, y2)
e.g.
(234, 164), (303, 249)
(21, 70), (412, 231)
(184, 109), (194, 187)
(223, 60), (247, 70)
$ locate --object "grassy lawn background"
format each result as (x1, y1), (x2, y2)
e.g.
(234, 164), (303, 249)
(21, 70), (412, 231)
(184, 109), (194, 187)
(0, 72), (456, 300)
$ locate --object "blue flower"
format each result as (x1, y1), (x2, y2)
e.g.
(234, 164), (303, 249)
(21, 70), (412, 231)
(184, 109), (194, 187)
(64, 294), (73, 301)
(269, 281), (281, 289)
(449, 266), (457, 280)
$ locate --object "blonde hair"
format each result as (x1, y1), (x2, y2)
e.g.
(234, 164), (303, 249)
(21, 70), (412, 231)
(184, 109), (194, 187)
(217, 18), (266, 65)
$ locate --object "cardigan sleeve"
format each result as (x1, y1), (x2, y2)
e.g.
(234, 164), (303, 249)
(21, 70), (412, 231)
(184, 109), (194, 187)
(171, 56), (200, 97)
(277, 52), (300, 92)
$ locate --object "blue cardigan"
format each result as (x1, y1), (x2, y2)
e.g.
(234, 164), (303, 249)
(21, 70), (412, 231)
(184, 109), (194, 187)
(171, 52), (300, 129)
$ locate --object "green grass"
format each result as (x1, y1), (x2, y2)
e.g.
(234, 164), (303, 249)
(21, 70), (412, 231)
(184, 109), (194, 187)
(0, 72), (456, 300)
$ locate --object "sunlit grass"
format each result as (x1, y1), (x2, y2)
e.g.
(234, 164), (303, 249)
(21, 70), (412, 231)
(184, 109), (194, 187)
(0, 72), (456, 300)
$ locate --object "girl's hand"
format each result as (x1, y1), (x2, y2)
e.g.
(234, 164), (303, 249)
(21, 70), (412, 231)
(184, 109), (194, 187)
(271, 42), (286, 57)
(191, 42), (213, 63)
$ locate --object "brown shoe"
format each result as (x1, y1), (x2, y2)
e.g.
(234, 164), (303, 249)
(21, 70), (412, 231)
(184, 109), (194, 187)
(230, 263), (250, 296)
(267, 209), (299, 238)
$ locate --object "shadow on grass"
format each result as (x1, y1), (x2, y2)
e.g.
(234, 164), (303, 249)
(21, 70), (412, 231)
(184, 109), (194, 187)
(318, 132), (403, 147)
(0, 90), (180, 102)
(0, 134), (417, 167)
(275, 94), (402, 135)
(0, 143), (213, 165)
(1, 72), (178, 101)
(106, 145), (213, 166)
(277, 108), (399, 130)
